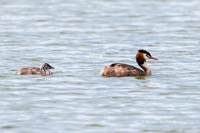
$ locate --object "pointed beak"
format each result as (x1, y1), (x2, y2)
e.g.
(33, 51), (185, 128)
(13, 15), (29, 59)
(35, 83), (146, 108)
(50, 66), (55, 69)
(149, 56), (158, 60)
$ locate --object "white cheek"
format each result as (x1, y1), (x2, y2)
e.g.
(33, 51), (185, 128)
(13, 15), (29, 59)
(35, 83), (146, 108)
(143, 54), (149, 60)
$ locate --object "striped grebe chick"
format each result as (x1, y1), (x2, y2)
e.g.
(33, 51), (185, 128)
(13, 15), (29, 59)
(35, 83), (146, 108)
(18, 63), (54, 76)
(100, 49), (158, 77)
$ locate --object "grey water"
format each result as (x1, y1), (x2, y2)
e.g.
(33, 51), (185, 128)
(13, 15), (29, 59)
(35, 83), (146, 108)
(0, 0), (200, 132)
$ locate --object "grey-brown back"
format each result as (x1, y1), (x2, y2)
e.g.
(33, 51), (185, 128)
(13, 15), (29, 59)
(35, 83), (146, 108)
(18, 63), (54, 76)
(102, 63), (145, 77)
(18, 67), (41, 75)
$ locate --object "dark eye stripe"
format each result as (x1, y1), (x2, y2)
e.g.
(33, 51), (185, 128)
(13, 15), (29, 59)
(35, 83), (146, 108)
(146, 55), (151, 58)
(41, 64), (50, 70)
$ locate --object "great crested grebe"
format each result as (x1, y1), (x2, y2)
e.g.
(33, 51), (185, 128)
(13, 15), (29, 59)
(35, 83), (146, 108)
(18, 63), (54, 76)
(100, 49), (158, 77)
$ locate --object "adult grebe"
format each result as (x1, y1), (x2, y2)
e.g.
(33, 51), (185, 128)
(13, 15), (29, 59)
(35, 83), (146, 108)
(18, 63), (54, 76)
(100, 49), (158, 77)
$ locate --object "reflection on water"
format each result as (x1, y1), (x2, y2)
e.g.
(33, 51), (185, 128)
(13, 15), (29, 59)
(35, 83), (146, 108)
(135, 76), (146, 80)
(0, 0), (200, 132)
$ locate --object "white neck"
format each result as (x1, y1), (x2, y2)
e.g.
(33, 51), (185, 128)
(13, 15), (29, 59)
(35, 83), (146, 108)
(140, 62), (151, 76)
(41, 69), (52, 75)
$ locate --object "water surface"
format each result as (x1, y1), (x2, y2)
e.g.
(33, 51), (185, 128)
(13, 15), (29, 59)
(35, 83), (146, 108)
(0, 0), (200, 132)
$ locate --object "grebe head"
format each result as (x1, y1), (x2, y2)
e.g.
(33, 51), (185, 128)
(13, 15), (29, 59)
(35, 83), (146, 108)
(136, 49), (158, 65)
(40, 63), (54, 71)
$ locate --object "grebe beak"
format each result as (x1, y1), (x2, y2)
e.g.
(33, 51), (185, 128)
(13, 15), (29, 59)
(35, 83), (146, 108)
(149, 56), (158, 60)
(50, 66), (55, 69)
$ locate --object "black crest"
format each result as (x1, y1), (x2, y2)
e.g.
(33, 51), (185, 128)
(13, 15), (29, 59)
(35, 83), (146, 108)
(138, 49), (151, 56)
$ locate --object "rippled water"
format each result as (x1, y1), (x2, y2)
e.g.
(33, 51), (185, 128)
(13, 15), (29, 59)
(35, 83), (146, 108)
(0, 0), (200, 132)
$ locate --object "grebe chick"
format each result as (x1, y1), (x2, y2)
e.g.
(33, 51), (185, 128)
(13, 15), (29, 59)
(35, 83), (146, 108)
(100, 49), (158, 77)
(18, 63), (54, 76)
